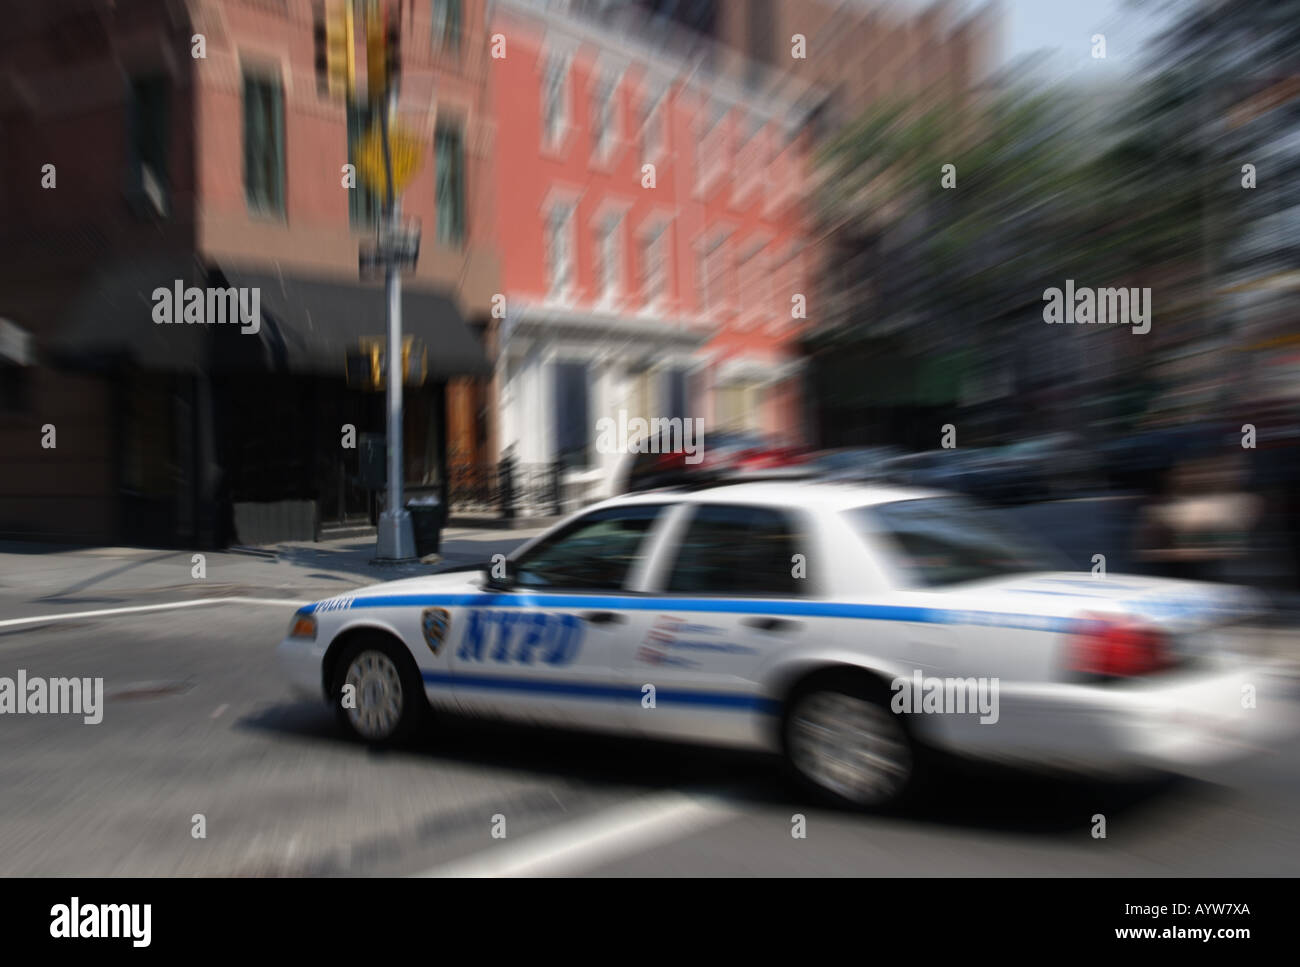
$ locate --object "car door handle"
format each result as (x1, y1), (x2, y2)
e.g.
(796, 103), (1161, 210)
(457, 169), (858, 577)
(741, 616), (802, 633)
(580, 611), (626, 625)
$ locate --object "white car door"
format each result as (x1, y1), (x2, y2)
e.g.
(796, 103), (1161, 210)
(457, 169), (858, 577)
(621, 502), (821, 748)
(449, 502), (671, 731)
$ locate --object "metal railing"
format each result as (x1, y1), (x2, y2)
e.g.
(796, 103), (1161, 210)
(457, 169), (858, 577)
(447, 459), (563, 519)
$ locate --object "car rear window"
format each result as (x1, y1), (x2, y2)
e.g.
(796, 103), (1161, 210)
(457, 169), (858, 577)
(849, 496), (1067, 588)
(666, 504), (805, 596)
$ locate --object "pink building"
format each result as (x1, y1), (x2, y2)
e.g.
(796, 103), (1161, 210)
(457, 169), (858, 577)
(486, 0), (817, 498)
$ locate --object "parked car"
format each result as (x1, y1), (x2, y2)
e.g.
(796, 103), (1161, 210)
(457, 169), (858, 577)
(809, 446), (905, 482)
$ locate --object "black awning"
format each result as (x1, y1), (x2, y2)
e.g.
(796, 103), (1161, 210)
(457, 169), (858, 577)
(218, 266), (491, 378)
(51, 257), (490, 378)
(51, 254), (212, 371)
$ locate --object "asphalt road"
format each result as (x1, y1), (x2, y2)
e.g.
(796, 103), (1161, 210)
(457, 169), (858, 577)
(1, 598), (1298, 876)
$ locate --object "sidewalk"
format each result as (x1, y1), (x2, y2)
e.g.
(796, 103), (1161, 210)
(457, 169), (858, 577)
(0, 524), (550, 608)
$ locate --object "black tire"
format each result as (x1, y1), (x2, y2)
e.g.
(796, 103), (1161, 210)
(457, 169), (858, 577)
(782, 671), (922, 810)
(330, 634), (427, 745)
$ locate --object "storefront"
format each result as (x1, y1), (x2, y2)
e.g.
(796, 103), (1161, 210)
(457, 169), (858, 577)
(45, 255), (489, 547)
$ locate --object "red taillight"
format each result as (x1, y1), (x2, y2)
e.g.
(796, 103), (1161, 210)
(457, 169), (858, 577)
(1068, 613), (1173, 679)
(654, 450), (686, 471)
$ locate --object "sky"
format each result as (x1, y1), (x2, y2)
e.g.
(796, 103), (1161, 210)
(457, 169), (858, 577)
(996, 0), (1181, 79)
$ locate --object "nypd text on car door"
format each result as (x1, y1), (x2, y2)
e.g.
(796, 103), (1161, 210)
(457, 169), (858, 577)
(447, 503), (668, 728)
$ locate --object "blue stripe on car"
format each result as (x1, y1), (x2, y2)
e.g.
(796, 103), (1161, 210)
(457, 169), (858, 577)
(300, 593), (1076, 633)
(421, 671), (780, 714)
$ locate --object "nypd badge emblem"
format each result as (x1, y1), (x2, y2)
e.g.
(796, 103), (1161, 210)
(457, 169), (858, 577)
(421, 607), (451, 654)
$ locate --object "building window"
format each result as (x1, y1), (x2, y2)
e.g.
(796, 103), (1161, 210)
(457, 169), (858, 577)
(715, 383), (756, 432)
(347, 100), (382, 227)
(591, 74), (615, 159)
(431, 0), (461, 53)
(243, 72), (285, 216)
(597, 213), (622, 301)
(640, 223), (668, 305)
(435, 122), (466, 245)
(553, 361), (590, 471)
(664, 368), (688, 421)
(545, 202), (575, 296)
(697, 246), (709, 312)
(640, 94), (663, 160)
(699, 236), (727, 314)
(737, 244), (762, 326)
(542, 56), (569, 148)
(126, 75), (170, 217)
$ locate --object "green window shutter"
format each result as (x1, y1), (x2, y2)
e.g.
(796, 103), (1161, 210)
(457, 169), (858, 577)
(449, 0), (462, 51)
(271, 76), (284, 214)
(242, 75), (258, 210)
(243, 74), (285, 216)
(435, 124), (465, 246)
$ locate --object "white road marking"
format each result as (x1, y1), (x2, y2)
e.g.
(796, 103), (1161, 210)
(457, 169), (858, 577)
(0, 596), (309, 629)
(211, 704), (229, 719)
(417, 792), (736, 878)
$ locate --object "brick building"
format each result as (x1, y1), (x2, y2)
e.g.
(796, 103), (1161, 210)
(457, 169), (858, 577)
(0, 0), (499, 545)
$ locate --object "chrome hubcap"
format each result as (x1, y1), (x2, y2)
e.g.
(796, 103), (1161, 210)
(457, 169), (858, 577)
(789, 691), (912, 805)
(344, 650), (403, 739)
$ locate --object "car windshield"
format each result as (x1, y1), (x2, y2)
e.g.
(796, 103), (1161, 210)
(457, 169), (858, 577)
(848, 496), (1069, 588)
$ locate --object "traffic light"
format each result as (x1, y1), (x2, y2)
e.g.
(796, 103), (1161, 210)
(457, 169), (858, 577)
(402, 336), (426, 386)
(365, 0), (401, 102)
(346, 338), (382, 390)
(385, 9), (401, 90)
(346, 336), (424, 388)
(365, 0), (386, 103)
(313, 0), (355, 101)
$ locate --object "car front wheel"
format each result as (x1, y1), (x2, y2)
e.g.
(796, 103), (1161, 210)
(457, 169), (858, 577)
(331, 637), (426, 744)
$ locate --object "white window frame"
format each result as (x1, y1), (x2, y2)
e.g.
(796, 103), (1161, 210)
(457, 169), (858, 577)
(542, 54), (571, 151)
(768, 242), (804, 335)
(696, 230), (729, 318)
(596, 211), (624, 306)
(695, 103), (731, 197)
(639, 219), (670, 310)
(590, 72), (619, 164)
(640, 93), (665, 164)
(735, 237), (769, 330)
(545, 200), (577, 300)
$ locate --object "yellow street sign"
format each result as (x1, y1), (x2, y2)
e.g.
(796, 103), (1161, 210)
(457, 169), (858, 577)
(354, 121), (425, 196)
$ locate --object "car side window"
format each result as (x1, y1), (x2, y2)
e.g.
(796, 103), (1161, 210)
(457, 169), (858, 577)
(666, 504), (805, 596)
(513, 504), (666, 591)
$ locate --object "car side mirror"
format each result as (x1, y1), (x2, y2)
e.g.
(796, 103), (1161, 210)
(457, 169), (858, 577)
(483, 558), (517, 591)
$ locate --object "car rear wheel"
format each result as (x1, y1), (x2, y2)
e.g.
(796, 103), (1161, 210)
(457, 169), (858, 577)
(784, 675), (917, 809)
(331, 637), (426, 745)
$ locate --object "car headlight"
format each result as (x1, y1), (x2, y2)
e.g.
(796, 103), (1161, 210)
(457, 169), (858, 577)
(287, 613), (317, 640)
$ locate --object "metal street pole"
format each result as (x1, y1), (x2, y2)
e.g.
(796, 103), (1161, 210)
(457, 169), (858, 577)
(375, 67), (415, 560)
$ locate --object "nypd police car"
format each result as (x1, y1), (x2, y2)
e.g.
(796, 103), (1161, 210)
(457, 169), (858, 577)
(278, 481), (1274, 809)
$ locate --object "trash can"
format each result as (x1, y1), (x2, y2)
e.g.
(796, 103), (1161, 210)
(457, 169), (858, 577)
(406, 493), (444, 558)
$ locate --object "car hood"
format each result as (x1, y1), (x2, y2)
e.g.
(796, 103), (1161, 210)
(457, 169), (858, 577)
(307, 569), (486, 610)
